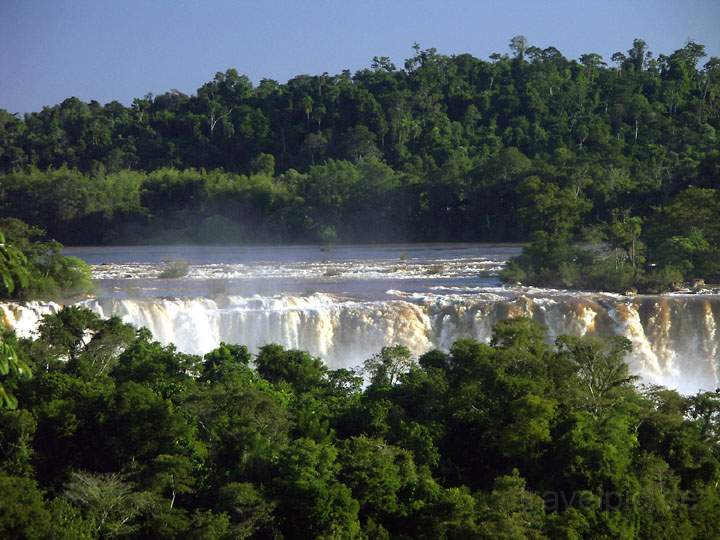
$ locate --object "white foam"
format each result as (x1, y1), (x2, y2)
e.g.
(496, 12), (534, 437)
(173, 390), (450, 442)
(3, 289), (719, 394)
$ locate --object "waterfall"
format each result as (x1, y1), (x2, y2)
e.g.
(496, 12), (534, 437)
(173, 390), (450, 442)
(85, 294), (434, 370)
(3, 291), (719, 394)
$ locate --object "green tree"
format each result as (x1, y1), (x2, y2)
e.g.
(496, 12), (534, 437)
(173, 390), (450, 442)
(0, 336), (31, 409)
(63, 471), (152, 538)
(556, 335), (637, 417)
(255, 344), (327, 392)
(363, 345), (414, 386)
(477, 471), (546, 539)
(0, 474), (52, 539)
(273, 438), (361, 539)
(0, 230), (30, 297)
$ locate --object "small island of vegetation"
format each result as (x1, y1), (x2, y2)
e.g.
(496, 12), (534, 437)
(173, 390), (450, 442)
(501, 185), (720, 293)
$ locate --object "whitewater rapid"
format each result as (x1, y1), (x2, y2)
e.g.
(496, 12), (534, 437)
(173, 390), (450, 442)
(3, 288), (719, 394)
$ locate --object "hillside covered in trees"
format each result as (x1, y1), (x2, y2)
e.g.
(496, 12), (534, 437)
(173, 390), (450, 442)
(1, 38), (719, 289)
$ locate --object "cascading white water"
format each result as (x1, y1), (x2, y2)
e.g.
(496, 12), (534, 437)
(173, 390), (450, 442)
(3, 290), (719, 394)
(85, 294), (434, 370)
(1, 301), (63, 336)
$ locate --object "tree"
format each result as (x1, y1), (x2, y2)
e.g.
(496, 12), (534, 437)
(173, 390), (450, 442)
(627, 38), (651, 71)
(340, 126), (380, 162)
(363, 345), (414, 386)
(608, 210), (644, 270)
(38, 307), (135, 377)
(0, 230), (30, 298)
(556, 335), (637, 416)
(217, 482), (277, 538)
(273, 438), (361, 538)
(302, 132), (327, 165)
(250, 153), (275, 175)
(0, 219), (93, 299)
(339, 436), (415, 517)
(0, 474), (53, 539)
(202, 343), (252, 382)
(477, 471), (546, 539)
(302, 95), (313, 128)
(146, 454), (196, 510)
(255, 344), (327, 391)
(0, 336), (31, 409)
(371, 56), (396, 72)
(64, 472), (152, 538)
(509, 35), (528, 60)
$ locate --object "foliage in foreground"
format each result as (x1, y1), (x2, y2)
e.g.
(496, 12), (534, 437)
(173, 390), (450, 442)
(0, 219), (93, 408)
(1, 308), (719, 538)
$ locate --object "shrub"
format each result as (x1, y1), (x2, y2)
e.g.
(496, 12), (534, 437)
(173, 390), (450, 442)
(642, 265), (685, 293)
(158, 260), (190, 279)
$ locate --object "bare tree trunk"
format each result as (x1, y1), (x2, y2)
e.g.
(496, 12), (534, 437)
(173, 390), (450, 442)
(209, 107), (233, 134)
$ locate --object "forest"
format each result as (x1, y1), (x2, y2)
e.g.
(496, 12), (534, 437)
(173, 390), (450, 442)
(1, 37), (720, 291)
(1, 305), (720, 539)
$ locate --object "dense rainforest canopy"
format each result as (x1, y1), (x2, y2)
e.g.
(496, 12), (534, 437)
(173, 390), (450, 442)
(1, 37), (719, 289)
(2, 309), (720, 539)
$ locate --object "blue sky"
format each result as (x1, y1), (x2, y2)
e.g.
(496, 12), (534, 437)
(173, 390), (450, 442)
(1, 0), (719, 113)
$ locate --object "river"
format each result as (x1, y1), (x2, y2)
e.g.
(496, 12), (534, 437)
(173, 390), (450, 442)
(2, 243), (719, 394)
